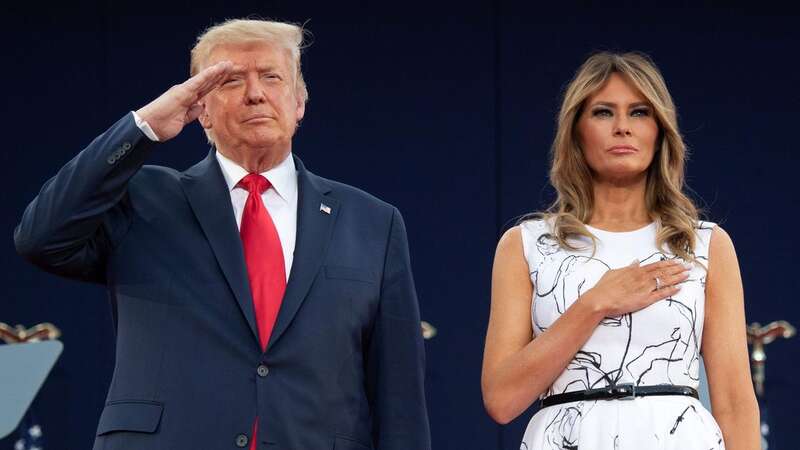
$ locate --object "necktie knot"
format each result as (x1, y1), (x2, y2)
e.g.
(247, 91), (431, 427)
(238, 173), (271, 195)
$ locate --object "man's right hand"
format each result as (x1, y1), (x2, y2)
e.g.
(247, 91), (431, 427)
(135, 61), (233, 141)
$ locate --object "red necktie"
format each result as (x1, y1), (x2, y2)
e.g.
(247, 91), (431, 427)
(238, 173), (286, 350)
(238, 174), (286, 450)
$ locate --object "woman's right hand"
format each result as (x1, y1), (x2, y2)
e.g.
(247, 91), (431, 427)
(583, 259), (691, 317)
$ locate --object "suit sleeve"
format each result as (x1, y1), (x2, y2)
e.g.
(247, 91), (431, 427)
(14, 113), (156, 283)
(367, 207), (431, 450)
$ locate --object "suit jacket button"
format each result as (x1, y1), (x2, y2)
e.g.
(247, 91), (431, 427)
(106, 156), (116, 164)
(122, 142), (132, 150)
(235, 433), (249, 447)
(257, 364), (269, 377)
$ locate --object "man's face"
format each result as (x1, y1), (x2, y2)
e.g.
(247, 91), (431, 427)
(199, 41), (305, 154)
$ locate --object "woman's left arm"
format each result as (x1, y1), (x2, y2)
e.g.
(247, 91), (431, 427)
(702, 226), (760, 450)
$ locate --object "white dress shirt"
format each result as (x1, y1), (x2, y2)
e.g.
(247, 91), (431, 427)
(215, 151), (297, 280)
(132, 111), (297, 280)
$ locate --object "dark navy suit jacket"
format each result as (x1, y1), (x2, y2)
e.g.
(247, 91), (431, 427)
(15, 113), (431, 450)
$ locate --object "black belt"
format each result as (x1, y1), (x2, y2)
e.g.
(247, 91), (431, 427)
(541, 384), (698, 408)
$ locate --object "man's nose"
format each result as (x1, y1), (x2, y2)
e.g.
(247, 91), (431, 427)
(244, 77), (267, 105)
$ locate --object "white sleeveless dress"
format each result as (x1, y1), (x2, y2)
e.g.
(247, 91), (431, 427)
(519, 219), (725, 450)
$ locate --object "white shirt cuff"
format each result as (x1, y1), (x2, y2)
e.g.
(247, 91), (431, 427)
(132, 110), (160, 142)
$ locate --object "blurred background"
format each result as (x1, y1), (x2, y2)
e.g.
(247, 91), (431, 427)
(1, 2), (797, 449)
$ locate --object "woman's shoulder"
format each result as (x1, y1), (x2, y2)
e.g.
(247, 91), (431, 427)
(518, 216), (555, 236)
(680, 220), (718, 259)
(693, 219), (718, 242)
(513, 217), (559, 268)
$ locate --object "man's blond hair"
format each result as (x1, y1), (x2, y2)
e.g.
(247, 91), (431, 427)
(190, 18), (309, 103)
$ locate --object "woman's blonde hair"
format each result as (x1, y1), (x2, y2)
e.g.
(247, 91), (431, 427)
(542, 51), (700, 261)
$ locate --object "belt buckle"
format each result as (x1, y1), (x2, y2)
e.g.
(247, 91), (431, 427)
(610, 383), (637, 400)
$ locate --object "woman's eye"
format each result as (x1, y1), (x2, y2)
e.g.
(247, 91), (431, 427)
(592, 108), (612, 117)
(631, 108), (650, 117)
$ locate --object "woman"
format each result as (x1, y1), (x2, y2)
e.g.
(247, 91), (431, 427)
(481, 52), (759, 449)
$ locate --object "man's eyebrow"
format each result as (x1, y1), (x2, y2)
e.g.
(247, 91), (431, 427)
(222, 64), (283, 76)
(225, 66), (247, 75)
(255, 64), (280, 72)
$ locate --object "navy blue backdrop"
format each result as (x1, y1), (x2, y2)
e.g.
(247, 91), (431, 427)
(1, 2), (797, 449)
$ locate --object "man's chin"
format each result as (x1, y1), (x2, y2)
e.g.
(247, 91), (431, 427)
(242, 133), (292, 151)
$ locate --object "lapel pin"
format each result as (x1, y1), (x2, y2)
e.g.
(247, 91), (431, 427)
(319, 203), (332, 215)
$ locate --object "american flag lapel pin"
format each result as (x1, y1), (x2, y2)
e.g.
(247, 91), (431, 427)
(320, 203), (332, 215)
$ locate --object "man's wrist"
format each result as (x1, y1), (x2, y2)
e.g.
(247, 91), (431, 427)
(132, 110), (160, 142)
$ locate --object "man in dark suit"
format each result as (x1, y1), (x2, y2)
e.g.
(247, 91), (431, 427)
(14, 18), (430, 450)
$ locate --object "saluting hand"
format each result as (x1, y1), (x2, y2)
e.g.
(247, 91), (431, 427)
(584, 259), (691, 317)
(135, 61), (233, 141)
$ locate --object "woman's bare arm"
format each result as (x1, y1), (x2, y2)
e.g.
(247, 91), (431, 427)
(702, 226), (760, 449)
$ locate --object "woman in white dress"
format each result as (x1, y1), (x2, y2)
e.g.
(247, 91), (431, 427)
(481, 52), (760, 449)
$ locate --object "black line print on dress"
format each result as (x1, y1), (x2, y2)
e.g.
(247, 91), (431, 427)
(521, 223), (719, 448)
(625, 326), (684, 385)
(532, 234), (617, 329)
(670, 404), (696, 434)
(536, 401), (597, 450)
(630, 251), (707, 384)
(532, 233), (634, 393)
(668, 404), (724, 450)
(530, 232), (710, 394)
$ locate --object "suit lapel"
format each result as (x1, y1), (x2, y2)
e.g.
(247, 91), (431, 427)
(266, 155), (339, 352)
(180, 151), (260, 345)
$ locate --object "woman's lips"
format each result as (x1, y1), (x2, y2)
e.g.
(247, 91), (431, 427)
(607, 145), (638, 154)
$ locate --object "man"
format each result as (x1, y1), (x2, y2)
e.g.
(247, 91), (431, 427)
(15, 19), (430, 450)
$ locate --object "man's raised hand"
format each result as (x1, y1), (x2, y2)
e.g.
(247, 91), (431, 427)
(135, 61), (233, 141)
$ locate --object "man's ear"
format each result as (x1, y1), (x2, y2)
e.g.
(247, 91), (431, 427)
(295, 97), (306, 123)
(198, 101), (212, 130)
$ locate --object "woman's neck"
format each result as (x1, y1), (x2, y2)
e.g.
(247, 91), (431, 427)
(589, 176), (651, 231)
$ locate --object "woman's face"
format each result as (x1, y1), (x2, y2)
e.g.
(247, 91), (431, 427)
(576, 73), (660, 183)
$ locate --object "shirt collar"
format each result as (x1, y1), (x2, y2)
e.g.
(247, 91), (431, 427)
(215, 150), (297, 202)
